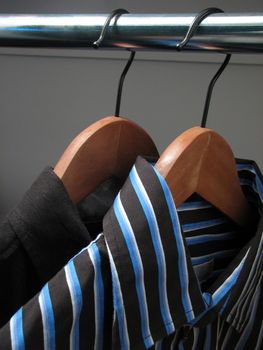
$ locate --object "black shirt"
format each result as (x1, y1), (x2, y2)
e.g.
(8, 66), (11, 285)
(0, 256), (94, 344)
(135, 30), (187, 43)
(0, 167), (121, 327)
(0, 157), (262, 349)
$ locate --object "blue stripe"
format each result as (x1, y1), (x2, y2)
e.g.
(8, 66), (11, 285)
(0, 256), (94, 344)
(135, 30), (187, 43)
(106, 246), (130, 350)
(185, 231), (236, 245)
(237, 164), (263, 202)
(182, 217), (228, 232)
(211, 249), (250, 306)
(178, 340), (185, 350)
(155, 339), (163, 349)
(114, 194), (153, 348)
(177, 201), (212, 211)
(66, 260), (83, 350)
(236, 163), (259, 173)
(240, 178), (259, 193)
(40, 284), (55, 350)
(191, 249), (237, 266)
(89, 243), (104, 350)
(189, 250), (251, 327)
(11, 307), (25, 350)
(130, 167), (174, 334)
(152, 166), (195, 322)
(252, 175), (263, 202)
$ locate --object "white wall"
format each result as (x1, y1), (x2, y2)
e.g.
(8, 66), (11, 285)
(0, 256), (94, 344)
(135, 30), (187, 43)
(0, 1), (262, 217)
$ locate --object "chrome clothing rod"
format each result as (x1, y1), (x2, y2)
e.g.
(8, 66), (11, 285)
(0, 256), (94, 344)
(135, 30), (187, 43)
(0, 13), (263, 53)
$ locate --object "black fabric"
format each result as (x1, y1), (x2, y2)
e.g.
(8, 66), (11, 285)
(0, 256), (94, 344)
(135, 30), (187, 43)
(0, 167), (121, 327)
(77, 176), (123, 238)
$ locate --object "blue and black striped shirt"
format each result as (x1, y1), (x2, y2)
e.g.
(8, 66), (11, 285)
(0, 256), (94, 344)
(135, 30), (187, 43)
(1, 156), (262, 349)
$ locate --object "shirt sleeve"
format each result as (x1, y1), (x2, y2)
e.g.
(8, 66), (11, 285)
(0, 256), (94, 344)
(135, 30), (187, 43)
(0, 234), (113, 350)
(0, 167), (91, 327)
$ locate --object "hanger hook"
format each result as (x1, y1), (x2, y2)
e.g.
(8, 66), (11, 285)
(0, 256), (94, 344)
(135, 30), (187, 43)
(201, 54), (231, 128)
(92, 9), (135, 117)
(176, 8), (224, 51)
(115, 50), (135, 117)
(92, 9), (129, 49)
(176, 8), (231, 128)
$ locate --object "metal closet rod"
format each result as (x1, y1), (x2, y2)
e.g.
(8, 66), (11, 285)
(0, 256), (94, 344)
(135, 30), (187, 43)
(0, 13), (263, 53)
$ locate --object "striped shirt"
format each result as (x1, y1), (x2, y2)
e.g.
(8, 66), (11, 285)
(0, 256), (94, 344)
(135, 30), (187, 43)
(1, 156), (262, 349)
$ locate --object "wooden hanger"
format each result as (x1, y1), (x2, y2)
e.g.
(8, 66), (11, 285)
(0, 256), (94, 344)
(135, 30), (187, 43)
(155, 9), (251, 227)
(155, 127), (251, 226)
(54, 10), (158, 203)
(54, 116), (158, 203)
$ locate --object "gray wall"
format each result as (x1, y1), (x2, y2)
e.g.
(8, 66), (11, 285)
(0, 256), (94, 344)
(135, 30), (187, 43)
(0, 0), (263, 13)
(0, 1), (263, 217)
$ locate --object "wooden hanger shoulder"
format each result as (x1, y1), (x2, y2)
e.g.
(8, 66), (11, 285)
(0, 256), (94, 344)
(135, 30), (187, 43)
(54, 116), (159, 203)
(155, 126), (251, 226)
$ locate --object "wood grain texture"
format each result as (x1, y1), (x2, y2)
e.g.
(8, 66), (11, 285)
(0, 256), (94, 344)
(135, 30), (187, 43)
(155, 127), (251, 226)
(54, 116), (159, 203)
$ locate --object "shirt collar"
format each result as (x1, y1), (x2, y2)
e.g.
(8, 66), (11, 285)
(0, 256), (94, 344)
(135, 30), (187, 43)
(103, 156), (263, 348)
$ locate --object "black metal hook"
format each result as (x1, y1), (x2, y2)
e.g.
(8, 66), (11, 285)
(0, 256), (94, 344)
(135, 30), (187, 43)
(201, 54), (231, 127)
(115, 50), (135, 117)
(176, 8), (224, 51)
(92, 9), (129, 49)
(176, 8), (231, 128)
(92, 9), (135, 117)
